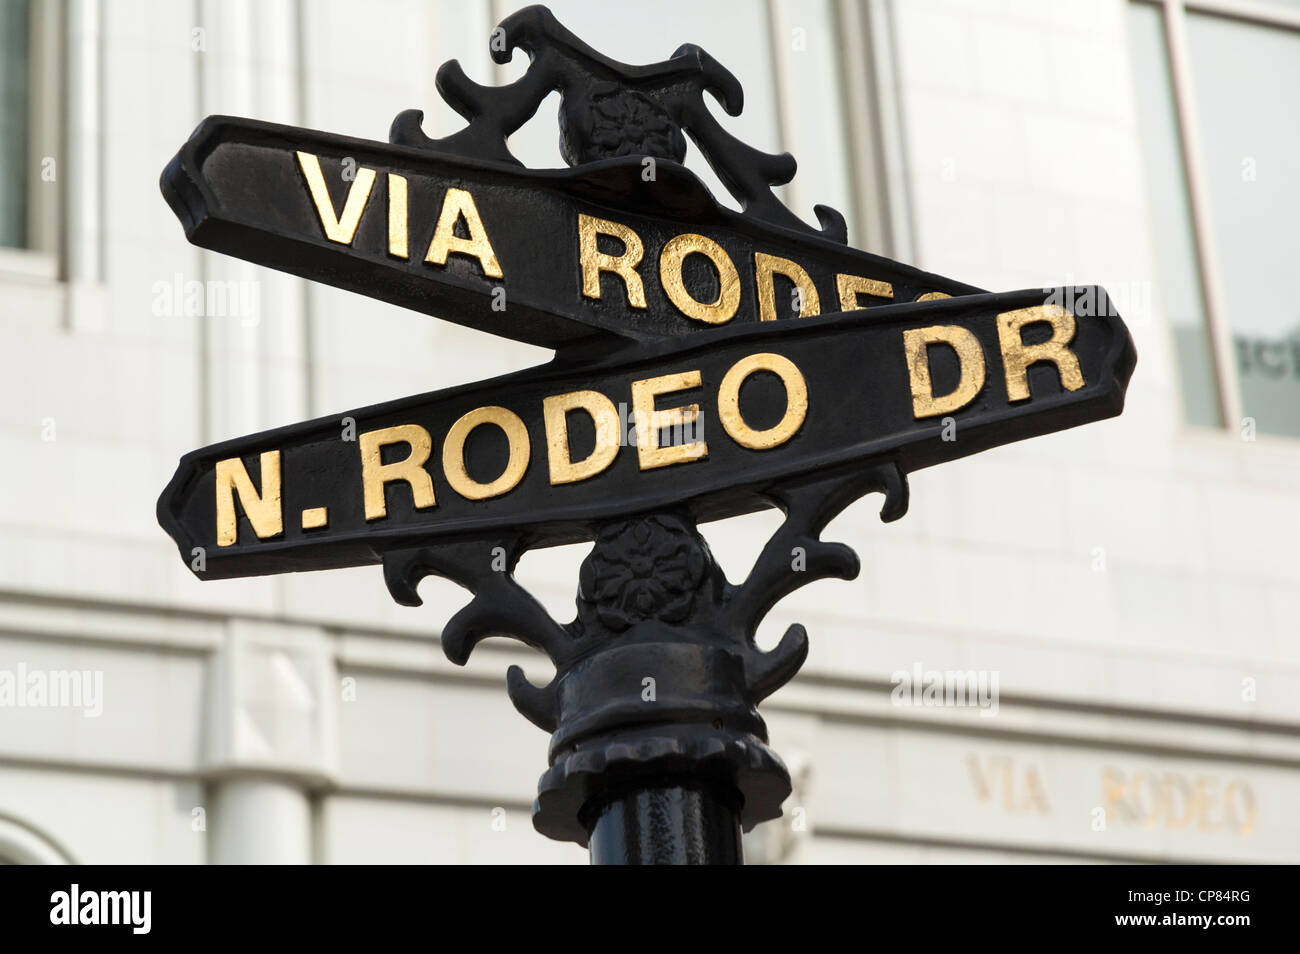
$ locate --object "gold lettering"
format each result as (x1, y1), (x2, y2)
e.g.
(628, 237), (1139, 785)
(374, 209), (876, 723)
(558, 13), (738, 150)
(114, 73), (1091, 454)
(1131, 771), (1160, 829)
(999, 758), (1016, 813)
(659, 233), (740, 324)
(967, 754), (992, 804)
(1024, 766), (1051, 814)
(215, 451), (283, 546)
(543, 390), (621, 485)
(718, 353), (807, 450)
(755, 252), (820, 321)
(425, 187), (503, 278)
(1195, 775), (1222, 834)
(443, 406), (530, 500)
(968, 755), (1051, 815)
(1225, 779), (1257, 837)
(902, 325), (986, 418)
(1101, 768), (1260, 836)
(578, 213), (646, 309)
(296, 151), (375, 245)
(836, 273), (893, 310)
(1164, 773), (1196, 829)
(1101, 767), (1132, 823)
(630, 371), (707, 470)
(388, 173), (408, 258)
(996, 304), (1085, 402)
(359, 425), (436, 521)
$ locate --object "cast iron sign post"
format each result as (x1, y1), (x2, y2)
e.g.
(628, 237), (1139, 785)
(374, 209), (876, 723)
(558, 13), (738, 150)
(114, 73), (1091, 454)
(158, 6), (1136, 864)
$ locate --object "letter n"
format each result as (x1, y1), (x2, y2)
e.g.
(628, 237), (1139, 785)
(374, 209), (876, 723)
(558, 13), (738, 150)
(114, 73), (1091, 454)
(215, 451), (283, 546)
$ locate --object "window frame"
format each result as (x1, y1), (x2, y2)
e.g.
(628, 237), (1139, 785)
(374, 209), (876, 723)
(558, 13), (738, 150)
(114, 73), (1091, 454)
(1133, 0), (1300, 436)
(0, 813), (74, 864)
(0, 0), (62, 282)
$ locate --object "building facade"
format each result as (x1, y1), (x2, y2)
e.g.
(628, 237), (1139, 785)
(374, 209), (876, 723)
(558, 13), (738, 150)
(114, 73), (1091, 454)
(0, 0), (1298, 863)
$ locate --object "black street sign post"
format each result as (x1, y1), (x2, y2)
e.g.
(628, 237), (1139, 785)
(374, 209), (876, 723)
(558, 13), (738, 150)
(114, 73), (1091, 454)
(158, 5), (1136, 864)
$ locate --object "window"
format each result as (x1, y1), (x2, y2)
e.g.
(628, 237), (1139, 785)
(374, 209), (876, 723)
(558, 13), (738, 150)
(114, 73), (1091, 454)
(0, 0), (60, 273)
(0, 0), (31, 250)
(0, 814), (73, 864)
(1129, 0), (1300, 438)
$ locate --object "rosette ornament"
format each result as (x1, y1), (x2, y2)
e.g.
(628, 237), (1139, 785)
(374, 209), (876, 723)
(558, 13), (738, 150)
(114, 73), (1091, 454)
(579, 515), (707, 631)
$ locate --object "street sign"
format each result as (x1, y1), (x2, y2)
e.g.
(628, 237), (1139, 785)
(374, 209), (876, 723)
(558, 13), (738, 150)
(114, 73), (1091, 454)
(157, 4), (1136, 861)
(161, 115), (980, 350)
(159, 287), (1133, 581)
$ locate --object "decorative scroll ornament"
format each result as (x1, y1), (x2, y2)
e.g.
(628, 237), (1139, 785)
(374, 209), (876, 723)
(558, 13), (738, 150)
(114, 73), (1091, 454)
(384, 463), (908, 844)
(390, 3), (848, 243)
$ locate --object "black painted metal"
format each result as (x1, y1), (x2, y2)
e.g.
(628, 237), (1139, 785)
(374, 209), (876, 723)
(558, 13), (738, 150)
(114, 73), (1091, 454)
(157, 288), (1134, 580)
(155, 5), (1138, 864)
(393, 3), (845, 242)
(586, 779), (743, 865)
(160, 118), (981, 352)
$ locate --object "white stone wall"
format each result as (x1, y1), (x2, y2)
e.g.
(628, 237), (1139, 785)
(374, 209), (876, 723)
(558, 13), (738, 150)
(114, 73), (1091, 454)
(0, 0), (1296, 864)
(781, 0), (1300, 863)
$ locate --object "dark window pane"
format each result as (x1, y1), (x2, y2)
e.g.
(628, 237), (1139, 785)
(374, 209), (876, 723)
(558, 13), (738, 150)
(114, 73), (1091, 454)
(0, 0), (30, 250)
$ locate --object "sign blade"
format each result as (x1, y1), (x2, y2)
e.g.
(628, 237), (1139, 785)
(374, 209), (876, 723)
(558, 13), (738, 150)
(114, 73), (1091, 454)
(159, 287), (1136, 581)
(161, 115), (983, 352)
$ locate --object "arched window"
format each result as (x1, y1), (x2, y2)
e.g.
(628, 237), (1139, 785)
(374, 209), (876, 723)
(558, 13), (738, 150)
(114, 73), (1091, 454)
(0, 814), (74, 864)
